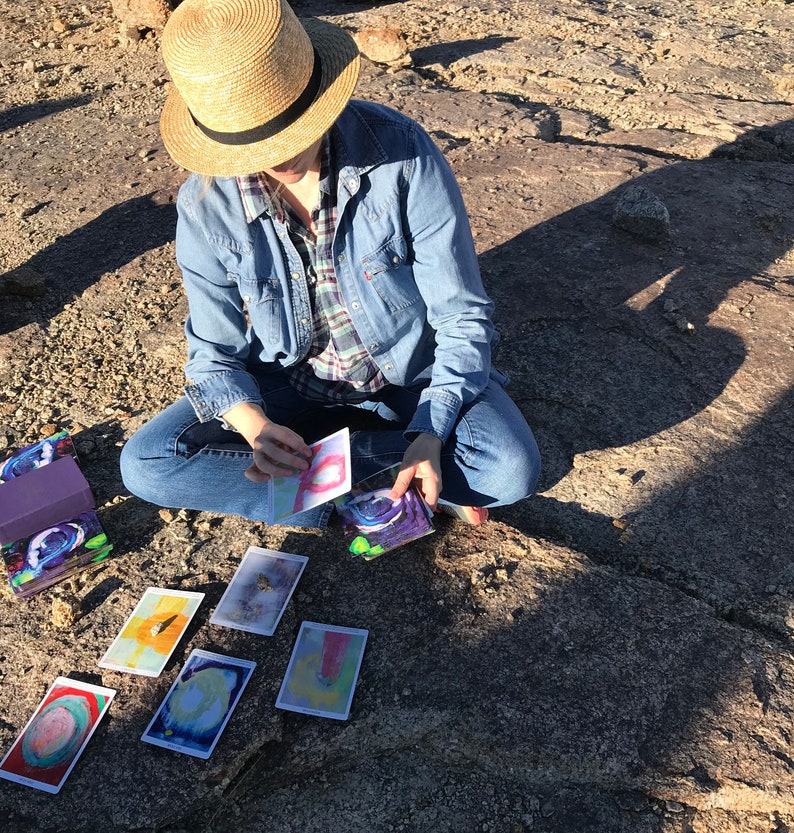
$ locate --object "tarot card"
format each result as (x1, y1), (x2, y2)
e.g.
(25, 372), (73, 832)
(0, 677), (115, 794)
(141, 650), (255, 759)
(3, 509), (113, 598)
(99, 588), (204, 677)
(334, 464), (434, 560)
(267, 427), (351, 524)
(210, 546), (308, 636)
(276, 622), (368, 720)
(0, 431), (77, 485)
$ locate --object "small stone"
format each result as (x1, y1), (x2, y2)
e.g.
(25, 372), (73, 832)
(22, 59), (36, 73)
(256, 572), (274, 592)
(110, 0), (173, 30)
(52, 19), (69, 33)
(51, 594), (81, 627)
(1, 265), (47, 298)
(158, 508), (175, 522)
(613, 185), (670, 243)
(39, 423), (58, 437)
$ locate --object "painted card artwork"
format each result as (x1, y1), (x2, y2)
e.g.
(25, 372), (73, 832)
(3, 509), (113, 598)
(210, 547), (308, 636)
(141, 650), (255, 759)
(334, 464), (435, 560)
(0, 430), (77, 484)
(276, 622), (368, 721)
(268, 428), (351, 524)
(0, 677), (115, 794)
(99, 588), (205, 677)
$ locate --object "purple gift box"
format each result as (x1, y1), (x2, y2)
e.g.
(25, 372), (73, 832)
(0, 455), (95, 546)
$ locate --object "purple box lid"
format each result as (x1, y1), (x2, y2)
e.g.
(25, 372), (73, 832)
(0, 456), (95, 545)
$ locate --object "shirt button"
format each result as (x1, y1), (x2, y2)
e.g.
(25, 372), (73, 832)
(392, 255), (399, 264)
(243, 295), (250, 302)
(337, 254), (344, 263)
(351, 302), (359, 310)
(198, 400), (206, 407)
(301, 317), (308, 324)
(348, 179), (356, 189)
(292, 272), (300, 280)
(384, 365), (392, 371)
(369, 343), (376, 350)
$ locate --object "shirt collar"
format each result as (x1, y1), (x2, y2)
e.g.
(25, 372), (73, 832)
(236, 133), (333, 224)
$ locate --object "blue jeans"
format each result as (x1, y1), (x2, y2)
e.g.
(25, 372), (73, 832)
(120, 373), (540, 528)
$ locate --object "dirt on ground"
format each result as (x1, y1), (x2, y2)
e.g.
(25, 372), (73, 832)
(1, 0), (793, 831)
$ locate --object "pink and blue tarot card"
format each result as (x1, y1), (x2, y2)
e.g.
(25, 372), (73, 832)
(210, 546), (308, 636)
(141, 649), (255, 759)
(99, 588), (205, 677)
(0, 677), (116, 794)
(267, 428), (351, 524)
(276, 622), (368, 721)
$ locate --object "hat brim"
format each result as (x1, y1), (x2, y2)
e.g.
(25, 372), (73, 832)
(160, 18), (360, 176)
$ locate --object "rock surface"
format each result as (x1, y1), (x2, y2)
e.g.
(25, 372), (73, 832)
(0, 0), (793, 831)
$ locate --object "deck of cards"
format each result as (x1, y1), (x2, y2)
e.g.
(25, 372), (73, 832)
(334, 465), (434, 560)
(1, 431), (113, 598)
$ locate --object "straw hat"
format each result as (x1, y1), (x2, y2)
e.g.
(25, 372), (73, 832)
(159, 0), (360, 176)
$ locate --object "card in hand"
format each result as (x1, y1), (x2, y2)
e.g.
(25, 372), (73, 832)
(267, 427), (351, 524)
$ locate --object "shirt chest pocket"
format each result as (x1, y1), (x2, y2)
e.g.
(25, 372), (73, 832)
(232, 273), (282, 345)
(360, 236), (419, 314)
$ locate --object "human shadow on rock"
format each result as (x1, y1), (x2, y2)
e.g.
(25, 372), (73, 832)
(1, 193), (176, 335)
(479, 118), (794, 493)
(480, 120), (794, 612)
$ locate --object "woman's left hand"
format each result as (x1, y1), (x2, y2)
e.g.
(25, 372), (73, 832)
(389, 433), (443, 509)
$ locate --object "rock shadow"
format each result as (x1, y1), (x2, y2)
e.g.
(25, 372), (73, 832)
(0, 94), (93, 133)
(411, 36), (519, 68)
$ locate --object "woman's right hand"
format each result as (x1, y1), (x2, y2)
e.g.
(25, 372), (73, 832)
(220, 402), (312, 482)
(246, 420), (312, 482)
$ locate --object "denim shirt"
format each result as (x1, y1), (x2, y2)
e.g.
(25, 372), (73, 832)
(176, 100), (501, 443)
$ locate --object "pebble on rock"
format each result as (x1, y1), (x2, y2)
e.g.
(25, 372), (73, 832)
(51, 594), (82, 627)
